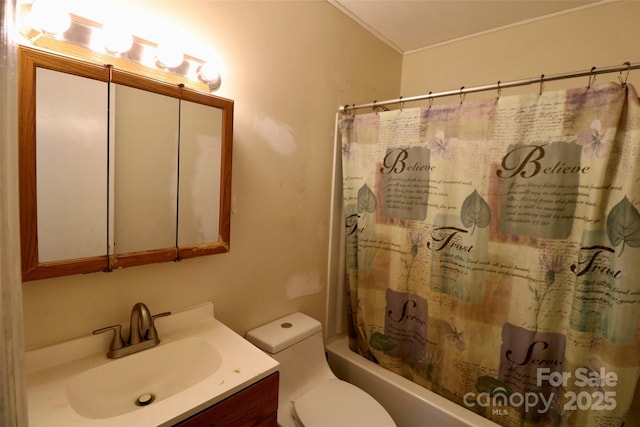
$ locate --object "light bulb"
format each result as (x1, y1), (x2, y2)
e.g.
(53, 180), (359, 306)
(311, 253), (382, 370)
(197, 61), (222, 92)
(197, 62), (219, 82)
(155, 44), (184, 69)
(103, 26), (134, 54)
(30, 0), (71, 35)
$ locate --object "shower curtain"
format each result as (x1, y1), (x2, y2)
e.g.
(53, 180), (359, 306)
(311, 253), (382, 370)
(340, 81), (640, 427)
(0, 1), (29, 425)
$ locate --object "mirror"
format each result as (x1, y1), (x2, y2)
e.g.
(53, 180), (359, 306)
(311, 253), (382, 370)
(176, 90), (231, 260)
(109, 80), (180, 269)
(19, 47), (233, 281)
(35, 67), (109, 263)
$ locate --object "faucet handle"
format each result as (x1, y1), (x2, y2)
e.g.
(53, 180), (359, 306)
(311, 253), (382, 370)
(93, 325), (125, 351)
(147, 311), (171, 340)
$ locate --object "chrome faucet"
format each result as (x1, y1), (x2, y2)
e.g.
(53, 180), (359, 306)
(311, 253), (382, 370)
(93, 302), (170, 359)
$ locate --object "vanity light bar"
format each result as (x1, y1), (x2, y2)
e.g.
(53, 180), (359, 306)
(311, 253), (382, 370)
(18, 3), (222, 92)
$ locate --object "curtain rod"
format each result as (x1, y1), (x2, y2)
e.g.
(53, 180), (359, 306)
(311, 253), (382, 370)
(339, 62), (640, 114)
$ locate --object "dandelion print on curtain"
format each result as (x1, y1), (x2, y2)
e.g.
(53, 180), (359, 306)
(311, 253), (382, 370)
(340, 82), (640, 427)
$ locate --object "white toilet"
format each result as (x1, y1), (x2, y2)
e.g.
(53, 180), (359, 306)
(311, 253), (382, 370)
(246, 312), (396, 427)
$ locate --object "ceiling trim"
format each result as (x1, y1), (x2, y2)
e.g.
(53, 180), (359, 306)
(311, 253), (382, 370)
(326, 0), (404, 54)
(327, 0), (616, 56)
(404, 0), (615, 55)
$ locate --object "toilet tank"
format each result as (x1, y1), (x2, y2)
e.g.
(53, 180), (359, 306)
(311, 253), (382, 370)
(246, 311), (336, 414)
(245, 312), (322, 354)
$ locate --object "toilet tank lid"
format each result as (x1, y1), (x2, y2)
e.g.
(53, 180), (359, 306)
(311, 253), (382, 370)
(245, 312), (322, 353)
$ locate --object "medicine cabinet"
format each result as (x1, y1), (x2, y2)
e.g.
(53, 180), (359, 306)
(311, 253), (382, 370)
(19, 46), (233, 281)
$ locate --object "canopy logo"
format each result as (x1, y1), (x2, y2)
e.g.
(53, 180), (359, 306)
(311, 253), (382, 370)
(463, 367), (617, 415)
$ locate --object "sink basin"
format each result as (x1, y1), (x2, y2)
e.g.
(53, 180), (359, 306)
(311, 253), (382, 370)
(66, 337), (222, 419)
(25, 302), (279, 427)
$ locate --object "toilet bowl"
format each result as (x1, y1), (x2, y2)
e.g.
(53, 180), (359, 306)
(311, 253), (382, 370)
(246, 312), (396, 427)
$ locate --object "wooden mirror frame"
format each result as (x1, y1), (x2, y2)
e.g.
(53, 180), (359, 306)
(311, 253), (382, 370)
(18, 46), (233, 281)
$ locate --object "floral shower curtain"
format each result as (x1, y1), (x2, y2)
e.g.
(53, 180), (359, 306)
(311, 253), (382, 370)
(340, 82), (640, 427)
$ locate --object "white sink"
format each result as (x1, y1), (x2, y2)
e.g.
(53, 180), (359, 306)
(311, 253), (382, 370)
(25, 302), (279, 427)
(66, 337), (222, 419)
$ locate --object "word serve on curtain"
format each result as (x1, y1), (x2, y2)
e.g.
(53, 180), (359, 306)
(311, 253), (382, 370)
(340, 82), (640, 427)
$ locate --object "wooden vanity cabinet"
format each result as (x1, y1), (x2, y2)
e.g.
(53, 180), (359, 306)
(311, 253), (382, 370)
(175, 372), (279, 427)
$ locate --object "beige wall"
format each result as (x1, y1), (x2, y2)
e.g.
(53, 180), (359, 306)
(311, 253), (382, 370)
(21, 0), (401, 349)
(401, 1), (640, 101)
(400, 1), (640, 423)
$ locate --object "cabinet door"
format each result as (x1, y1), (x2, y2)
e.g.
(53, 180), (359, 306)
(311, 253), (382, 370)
(176, 372), (279, 427)
(112, 83), (179, 255)
(177, 98), (222, 247)
(35, 67), (108, 262)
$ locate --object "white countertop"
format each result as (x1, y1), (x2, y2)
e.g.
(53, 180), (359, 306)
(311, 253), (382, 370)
(25, 302), (279, 426)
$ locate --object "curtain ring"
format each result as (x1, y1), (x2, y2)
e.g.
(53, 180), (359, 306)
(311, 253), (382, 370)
(399, 96), (404, 112)
(372, 100), (378, 114)
(619, 61), (631, 86)
(587, 66), (596, 89)
(539, 74), (545, 95)
(459, 86), (465, 104)
(428, 91), (433, 109)
(496, 81), (501, 99)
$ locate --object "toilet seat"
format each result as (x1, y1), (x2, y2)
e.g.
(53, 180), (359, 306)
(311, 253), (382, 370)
(292, 378), (396, 427)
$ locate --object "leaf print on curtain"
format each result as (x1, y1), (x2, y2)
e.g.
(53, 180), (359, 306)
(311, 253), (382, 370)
(607, 196), (640, 256)
(461, 190), (491, 235)
(357, 183), (376, 217)
(349, 183), (378, 275)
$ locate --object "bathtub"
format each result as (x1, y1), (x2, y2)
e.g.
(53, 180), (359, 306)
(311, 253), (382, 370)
(326, 335), (500, 427)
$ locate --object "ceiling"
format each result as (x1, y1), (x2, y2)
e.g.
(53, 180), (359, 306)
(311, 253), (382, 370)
(329, 0), (602, 54)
